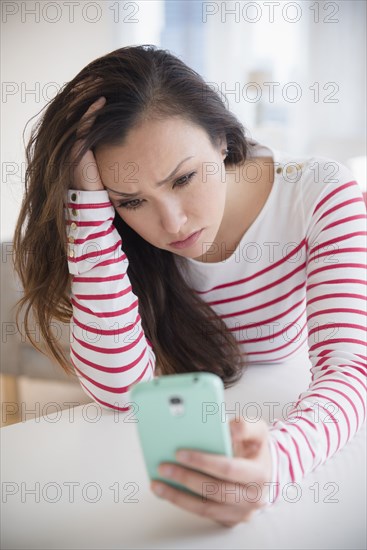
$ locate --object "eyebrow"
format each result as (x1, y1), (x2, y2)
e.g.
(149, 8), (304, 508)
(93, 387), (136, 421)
(105, 156), (195, 197)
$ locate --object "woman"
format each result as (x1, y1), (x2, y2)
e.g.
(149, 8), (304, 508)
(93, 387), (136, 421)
(13, 45), (367, 526)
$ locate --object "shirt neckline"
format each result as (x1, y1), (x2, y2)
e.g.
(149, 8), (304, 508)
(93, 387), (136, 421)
(184, 140), (281, 268)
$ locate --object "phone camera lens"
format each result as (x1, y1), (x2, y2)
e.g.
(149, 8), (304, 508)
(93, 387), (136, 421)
(169, 396), (185, 416)
(170, 396), (182, 405)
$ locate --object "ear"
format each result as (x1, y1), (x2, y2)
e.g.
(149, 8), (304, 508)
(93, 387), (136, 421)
(214, 133), (227, 153)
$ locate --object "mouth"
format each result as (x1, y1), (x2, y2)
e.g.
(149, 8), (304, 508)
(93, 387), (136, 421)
(169, 229), (203, 249)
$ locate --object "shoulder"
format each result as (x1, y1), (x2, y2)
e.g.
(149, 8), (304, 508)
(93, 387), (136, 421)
(276, 153), (356, 188)
(296, 155), (365, 237)
(296, 155), (361, 216)
(273, 150), (364, 232)
(302, 155), (356, 187)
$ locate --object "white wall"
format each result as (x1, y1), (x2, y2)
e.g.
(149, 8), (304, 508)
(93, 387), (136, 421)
(305, 0), (366, 160)
(202, 0), (366, 163)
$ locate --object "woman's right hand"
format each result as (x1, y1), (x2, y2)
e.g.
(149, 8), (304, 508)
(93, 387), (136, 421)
(69, 96), (106, 191)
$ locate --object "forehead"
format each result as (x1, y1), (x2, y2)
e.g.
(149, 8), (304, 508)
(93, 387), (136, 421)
(95, 116), (214, 186)
(107, 116), (210, 156)
(129, 115), (207, 141)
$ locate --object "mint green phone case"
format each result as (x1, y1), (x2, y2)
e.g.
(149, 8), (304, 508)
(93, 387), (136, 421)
(130, 372), (233, 496)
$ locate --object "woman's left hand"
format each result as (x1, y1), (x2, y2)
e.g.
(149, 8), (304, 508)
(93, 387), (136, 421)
(151, 416), (273, 527)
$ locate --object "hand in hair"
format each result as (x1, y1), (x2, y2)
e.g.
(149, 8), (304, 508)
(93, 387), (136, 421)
(151, 416), (273, 527)
(69, 96), (106, 191)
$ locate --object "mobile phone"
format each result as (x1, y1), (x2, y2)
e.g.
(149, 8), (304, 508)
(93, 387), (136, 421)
(130, 372), (233, 496)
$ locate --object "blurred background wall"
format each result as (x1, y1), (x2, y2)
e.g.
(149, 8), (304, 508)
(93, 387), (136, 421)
(1, 0), (366, 425)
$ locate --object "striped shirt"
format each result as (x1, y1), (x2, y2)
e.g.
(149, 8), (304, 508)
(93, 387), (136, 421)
(64, 141), (367, 504)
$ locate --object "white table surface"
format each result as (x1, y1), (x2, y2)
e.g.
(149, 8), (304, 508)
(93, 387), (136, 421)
(1, 351), (366, 550)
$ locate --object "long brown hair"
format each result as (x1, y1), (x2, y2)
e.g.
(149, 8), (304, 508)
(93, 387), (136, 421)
(13, 45), (251, 388)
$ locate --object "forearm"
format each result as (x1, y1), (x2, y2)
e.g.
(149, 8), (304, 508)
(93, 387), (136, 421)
(64, 189), (156, 411)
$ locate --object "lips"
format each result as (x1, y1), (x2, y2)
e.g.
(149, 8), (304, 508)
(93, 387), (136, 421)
(168, 229), (204, 250)
(169, 231), (199, 245)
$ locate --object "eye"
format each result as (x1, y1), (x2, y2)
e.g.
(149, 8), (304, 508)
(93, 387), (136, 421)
(116, 171), (197, 211)
(117, 198), (141, 210)
(175, 172), (196, 187)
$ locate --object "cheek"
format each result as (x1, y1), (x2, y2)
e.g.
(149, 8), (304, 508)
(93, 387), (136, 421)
(198, 177), (226, 213)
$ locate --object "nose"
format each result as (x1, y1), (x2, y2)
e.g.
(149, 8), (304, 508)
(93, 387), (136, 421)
(158, 199), (188, 237)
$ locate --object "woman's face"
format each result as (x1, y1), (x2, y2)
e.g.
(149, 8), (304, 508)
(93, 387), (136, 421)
(94, 116), (228, 260)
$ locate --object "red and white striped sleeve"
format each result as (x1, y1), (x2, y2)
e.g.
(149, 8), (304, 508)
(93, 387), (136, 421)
(64, 189), (156, 412)
(267, 160), (367, 504)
